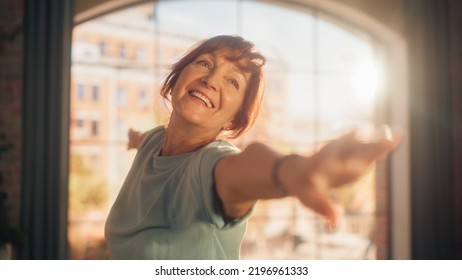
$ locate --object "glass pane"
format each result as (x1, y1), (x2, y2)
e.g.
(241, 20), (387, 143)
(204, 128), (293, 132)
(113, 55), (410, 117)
(318, 19), (375, 73)
(70, 4), (160, 259)
(241, 1), (314, 70)
(156, 0), (239, 38)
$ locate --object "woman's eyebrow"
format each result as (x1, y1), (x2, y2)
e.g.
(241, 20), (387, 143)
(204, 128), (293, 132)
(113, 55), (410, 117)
(236, 72), (248, 84)
(231, 67), (249, 83)
(205, 52), (249, 83)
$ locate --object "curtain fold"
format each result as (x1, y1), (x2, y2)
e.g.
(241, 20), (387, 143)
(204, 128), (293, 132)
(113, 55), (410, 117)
(405, 0), (454, 259)
(21, 0), (73, 259)
(449, 0), (462, 260)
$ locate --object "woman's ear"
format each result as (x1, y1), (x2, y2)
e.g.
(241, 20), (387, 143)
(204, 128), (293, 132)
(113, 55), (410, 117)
(222, 120), (233, 131)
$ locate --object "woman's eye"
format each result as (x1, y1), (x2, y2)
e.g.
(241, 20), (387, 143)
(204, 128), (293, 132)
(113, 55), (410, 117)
(229, 79), (239, 90)
(197, 60), (210, 69)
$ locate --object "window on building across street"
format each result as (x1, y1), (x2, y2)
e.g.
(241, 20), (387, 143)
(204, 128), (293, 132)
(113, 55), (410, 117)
(138, 90), (148, 108)
(118, 44), (126, 58)
(98, 41), (106, 56)
(116, 88), (127, 107)
(90, 120), (99, 136)
(92, 85), (99, 102)
(77, 84), (85, 100)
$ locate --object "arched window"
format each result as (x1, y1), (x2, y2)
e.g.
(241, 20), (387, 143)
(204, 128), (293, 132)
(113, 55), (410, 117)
(70, 0), (409, 260)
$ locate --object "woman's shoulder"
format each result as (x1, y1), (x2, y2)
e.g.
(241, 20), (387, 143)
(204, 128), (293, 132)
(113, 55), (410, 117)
(139, 125), (166, 150)
(199, 139), (241, 161)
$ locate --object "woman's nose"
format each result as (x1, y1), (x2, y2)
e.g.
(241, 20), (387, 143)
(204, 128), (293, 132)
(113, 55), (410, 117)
(201, 72), (220, 91)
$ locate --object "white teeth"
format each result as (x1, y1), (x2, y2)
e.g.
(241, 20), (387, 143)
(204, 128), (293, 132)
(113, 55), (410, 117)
(189, 91), (213, 108)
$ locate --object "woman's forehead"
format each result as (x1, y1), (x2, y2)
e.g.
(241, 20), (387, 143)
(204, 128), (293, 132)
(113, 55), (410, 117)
(196, 52), (249, 84)
(200, 50), (252, 73)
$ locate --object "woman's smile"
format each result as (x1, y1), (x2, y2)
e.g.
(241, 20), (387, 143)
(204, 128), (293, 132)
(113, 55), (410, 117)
(188, 90), (214, 108)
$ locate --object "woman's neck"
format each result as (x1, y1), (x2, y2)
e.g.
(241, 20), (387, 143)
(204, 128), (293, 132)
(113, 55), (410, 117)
(161, 121), (220, 156)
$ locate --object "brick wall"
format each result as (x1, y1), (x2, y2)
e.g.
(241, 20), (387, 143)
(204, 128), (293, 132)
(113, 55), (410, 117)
(0, 0), (23, 229)
(449, 0), (462, 259)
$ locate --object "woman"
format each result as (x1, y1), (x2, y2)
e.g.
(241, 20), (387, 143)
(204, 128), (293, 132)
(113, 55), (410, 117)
(105, 35), (401, 260)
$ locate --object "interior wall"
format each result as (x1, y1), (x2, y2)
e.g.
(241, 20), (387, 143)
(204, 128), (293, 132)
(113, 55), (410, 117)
(74, 0), (405, 36)
(449, 0), (462, 260)
(329, 0), (405, 36)
(75, 0), (114, 15)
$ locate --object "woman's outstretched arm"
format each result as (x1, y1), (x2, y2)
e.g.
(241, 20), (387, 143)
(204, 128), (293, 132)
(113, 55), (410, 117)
(214, 127), (402, 228)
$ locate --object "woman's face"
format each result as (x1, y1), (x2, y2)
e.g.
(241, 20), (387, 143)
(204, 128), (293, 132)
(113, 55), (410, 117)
(170, 51), (250, 136)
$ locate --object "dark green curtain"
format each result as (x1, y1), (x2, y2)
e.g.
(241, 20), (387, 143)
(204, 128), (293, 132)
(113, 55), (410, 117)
(22, 0), (73, 259)
(449, 0), (462, 260)
(405, 0), (454, 259)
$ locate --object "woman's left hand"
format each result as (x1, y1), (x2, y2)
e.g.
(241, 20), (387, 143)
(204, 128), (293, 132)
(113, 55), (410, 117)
(279, 126), (403, 229)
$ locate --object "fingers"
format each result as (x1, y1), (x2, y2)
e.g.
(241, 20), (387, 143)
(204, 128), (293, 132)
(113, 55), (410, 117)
(294, 126), (404, 231)
(315, 201), (339, 231)
(361, 126), (403, 161)
(298, 193), (339, 231)
(364, 125), (403, 147)
(127, 128), (141, 150)
(338, 125), (403, 161)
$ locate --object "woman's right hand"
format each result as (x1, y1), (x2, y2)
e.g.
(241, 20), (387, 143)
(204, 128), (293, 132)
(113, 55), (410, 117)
(127, 128), (145, 150)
